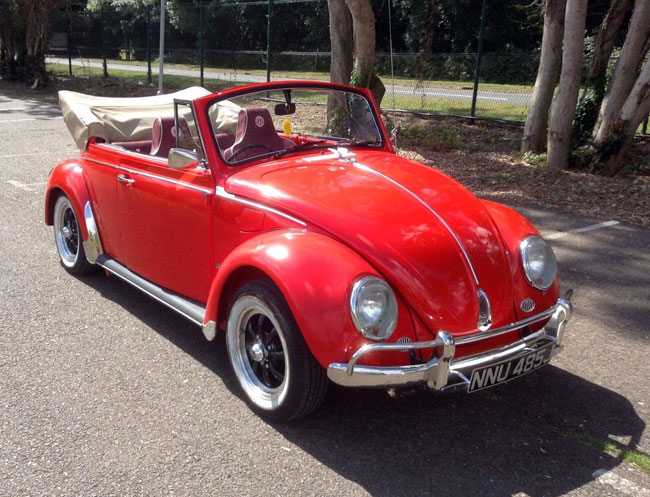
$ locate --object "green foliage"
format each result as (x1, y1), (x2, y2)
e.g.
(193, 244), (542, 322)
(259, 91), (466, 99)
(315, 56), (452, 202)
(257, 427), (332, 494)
(522, 151), (547, 167)
(571, 76), (606, 147)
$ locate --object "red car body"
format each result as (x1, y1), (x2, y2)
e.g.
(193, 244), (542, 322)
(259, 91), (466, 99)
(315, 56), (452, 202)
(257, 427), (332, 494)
(46, 81), (572, 420)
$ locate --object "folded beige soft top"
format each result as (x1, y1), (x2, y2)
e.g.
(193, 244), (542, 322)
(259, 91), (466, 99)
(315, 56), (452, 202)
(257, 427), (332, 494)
(59, 87), (218, 149)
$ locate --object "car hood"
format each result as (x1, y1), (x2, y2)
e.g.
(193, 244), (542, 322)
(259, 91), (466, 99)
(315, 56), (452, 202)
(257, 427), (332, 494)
(225, 150), (516, 336)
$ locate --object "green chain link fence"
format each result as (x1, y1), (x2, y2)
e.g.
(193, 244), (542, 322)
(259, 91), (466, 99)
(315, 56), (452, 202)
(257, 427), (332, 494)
(46, 0), (649, 133)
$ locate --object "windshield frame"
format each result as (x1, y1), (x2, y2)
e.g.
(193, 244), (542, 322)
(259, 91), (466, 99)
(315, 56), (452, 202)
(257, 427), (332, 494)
(204, 82), (388, 167)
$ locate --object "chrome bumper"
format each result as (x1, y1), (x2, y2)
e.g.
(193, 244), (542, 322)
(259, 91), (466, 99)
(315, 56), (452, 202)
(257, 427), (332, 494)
(327, 297), (572, 392)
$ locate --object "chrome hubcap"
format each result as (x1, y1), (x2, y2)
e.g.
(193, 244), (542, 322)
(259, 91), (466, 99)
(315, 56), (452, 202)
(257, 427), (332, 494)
(62, 226), (72, 239)
(249, 341), (266, 362)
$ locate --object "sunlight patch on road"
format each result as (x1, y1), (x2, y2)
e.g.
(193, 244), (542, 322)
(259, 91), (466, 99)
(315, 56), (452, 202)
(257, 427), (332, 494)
(593, 469), (649, 495)
(545, 220), (620, 240)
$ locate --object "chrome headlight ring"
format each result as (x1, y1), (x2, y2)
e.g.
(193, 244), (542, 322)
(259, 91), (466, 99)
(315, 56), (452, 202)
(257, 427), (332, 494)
(350, 276), (398, 341)
(520, 236), (558, 290)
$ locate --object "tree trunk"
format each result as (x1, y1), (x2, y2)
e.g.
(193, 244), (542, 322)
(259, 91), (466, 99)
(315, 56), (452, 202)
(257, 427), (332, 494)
(327, 0), (353, 86)
(344, 0), (385, 104)
(547, 0), (588, 170)
(595, 0), (650, 141)
(571, 0), (631, 146)
(588, 0), (631, 79)
(521, 0), (566, 154)
(593, 58), (650, 175)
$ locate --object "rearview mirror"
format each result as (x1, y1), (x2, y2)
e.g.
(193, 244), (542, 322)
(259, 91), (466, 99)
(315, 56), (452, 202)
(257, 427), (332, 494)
(168, 148), (198, 169)
(275, 103), (296, 116)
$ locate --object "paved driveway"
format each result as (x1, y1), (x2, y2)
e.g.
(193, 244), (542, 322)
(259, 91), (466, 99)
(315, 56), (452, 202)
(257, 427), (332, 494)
(0, 92), (648, 496)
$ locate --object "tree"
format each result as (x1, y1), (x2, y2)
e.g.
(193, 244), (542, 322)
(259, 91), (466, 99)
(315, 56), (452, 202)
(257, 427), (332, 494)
(522, 0), (566, 154)
(327, 0), (384, 104)
(546, 0), (588, 170)
(594, 0), (650, 142)
(0, 0), (68, 84)
(571, 0), (631, 145)
(592, 58), (650, 175)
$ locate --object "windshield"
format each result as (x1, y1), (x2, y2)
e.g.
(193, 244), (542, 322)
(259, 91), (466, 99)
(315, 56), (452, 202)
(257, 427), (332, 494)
(207, 87), (383, 165)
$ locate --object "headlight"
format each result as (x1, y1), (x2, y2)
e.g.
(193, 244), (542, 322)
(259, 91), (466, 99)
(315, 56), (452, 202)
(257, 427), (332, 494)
(520, 236), (557, 290)
(350, 276), (398, 341)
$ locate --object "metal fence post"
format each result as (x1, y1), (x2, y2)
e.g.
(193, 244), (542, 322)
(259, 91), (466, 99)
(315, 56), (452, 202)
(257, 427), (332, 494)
(470, 0), (487, 117)
(67, 19), (72, 76)
(266, 0), (273, 83)
(200, 0), (204, 87)
(158, 0), (166, 94)
(147, 7), (152, 84)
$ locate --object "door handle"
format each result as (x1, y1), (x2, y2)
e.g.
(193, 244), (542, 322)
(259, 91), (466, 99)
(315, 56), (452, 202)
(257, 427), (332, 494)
(117, 173), (135, 185)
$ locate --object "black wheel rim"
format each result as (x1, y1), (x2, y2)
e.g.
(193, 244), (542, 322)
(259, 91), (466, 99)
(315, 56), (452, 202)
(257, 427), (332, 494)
(244, 313), (286, 389)
(63, 208), (79, 255)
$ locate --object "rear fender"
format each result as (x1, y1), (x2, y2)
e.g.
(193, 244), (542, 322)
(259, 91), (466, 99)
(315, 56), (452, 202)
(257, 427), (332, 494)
(45, 160), (103, 263)
(203, 230), (400, 368)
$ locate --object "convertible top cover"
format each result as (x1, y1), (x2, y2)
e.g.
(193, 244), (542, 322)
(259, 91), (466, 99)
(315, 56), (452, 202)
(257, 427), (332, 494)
(59, 87), (211, 149)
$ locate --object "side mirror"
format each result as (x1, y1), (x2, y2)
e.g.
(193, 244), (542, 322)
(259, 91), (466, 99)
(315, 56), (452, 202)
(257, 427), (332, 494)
(390, 125), (401, 147)
(168, 148), (198, 169)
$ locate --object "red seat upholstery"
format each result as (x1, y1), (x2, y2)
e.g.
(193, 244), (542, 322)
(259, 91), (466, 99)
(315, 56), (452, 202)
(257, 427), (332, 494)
(150, 116), (176, 157)
(224, 107), (294, 162)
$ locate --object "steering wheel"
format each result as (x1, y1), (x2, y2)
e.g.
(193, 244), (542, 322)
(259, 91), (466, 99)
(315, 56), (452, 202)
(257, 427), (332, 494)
(230, 144), (274, 160)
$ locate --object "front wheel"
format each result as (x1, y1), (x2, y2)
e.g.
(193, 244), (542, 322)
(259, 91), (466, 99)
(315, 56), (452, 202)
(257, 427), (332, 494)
(226, 280), (328, 421)
(53, 195), (94, 275)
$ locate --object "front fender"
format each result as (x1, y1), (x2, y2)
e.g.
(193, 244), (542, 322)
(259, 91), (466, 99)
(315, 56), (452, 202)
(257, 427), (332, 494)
(481, 200), (559, 322)
(203, 230), (413, 369)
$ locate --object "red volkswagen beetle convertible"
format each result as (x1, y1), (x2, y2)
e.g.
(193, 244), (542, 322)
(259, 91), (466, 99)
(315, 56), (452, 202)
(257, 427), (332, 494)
(46, 81), (572, 421)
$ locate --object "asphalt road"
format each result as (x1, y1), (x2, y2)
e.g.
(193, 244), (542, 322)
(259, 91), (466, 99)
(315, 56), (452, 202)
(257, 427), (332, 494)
(1, 92), (648, 497)
(46, 56), (533, 106)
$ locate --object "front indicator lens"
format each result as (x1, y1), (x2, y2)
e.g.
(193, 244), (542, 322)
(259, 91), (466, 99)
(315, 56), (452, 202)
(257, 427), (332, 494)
(520, 236), (558, 290)
(350, 277), (398, 341)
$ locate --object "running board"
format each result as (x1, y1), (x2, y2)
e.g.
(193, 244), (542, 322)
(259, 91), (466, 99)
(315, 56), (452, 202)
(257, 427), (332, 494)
(96, 255), (206, 327)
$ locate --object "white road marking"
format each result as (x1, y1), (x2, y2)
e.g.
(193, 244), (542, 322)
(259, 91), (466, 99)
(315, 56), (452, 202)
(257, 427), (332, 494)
(592, 469), (650, 495)
(545, 220), (620, 240)
(7, 180), (46, 192)
(396, 89), (509, 101)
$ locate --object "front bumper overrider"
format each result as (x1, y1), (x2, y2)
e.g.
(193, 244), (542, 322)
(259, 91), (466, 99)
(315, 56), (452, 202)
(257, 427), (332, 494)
(327, 297), (572, 392)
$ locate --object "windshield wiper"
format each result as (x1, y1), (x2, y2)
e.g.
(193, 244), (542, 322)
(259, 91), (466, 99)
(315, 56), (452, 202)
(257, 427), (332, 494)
(273, 139), (330, 159)
(336, 139), (382, 148)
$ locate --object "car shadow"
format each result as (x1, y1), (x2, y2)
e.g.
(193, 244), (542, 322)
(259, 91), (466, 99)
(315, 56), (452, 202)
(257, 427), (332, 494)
(76, 271), (645, 497)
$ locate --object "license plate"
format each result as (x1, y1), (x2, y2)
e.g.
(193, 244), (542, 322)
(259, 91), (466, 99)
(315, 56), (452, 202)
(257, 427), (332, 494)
(468, 343), (554, 392)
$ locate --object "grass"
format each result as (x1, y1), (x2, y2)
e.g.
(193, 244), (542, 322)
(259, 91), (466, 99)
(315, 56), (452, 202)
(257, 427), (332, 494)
(578, 433), (650, 474)
(49, 57), (534, 92)
(49, 62), (530, 122)
(48, 63), (231, 94)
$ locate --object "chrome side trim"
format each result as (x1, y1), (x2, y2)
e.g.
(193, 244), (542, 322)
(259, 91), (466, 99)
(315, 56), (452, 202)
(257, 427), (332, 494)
(87, 156), (212, 194)
(202, 320), (217, 341)
(82, 201), (103, 264)
(119, 166), (213, 194)
(86, 157), (119, 170)
(215, 186), (307, 227)
(352, 162), (480, 286)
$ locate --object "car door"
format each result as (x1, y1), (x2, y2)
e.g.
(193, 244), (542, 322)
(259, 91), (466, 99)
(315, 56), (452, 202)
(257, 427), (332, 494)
(116, 102), (215, 303)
